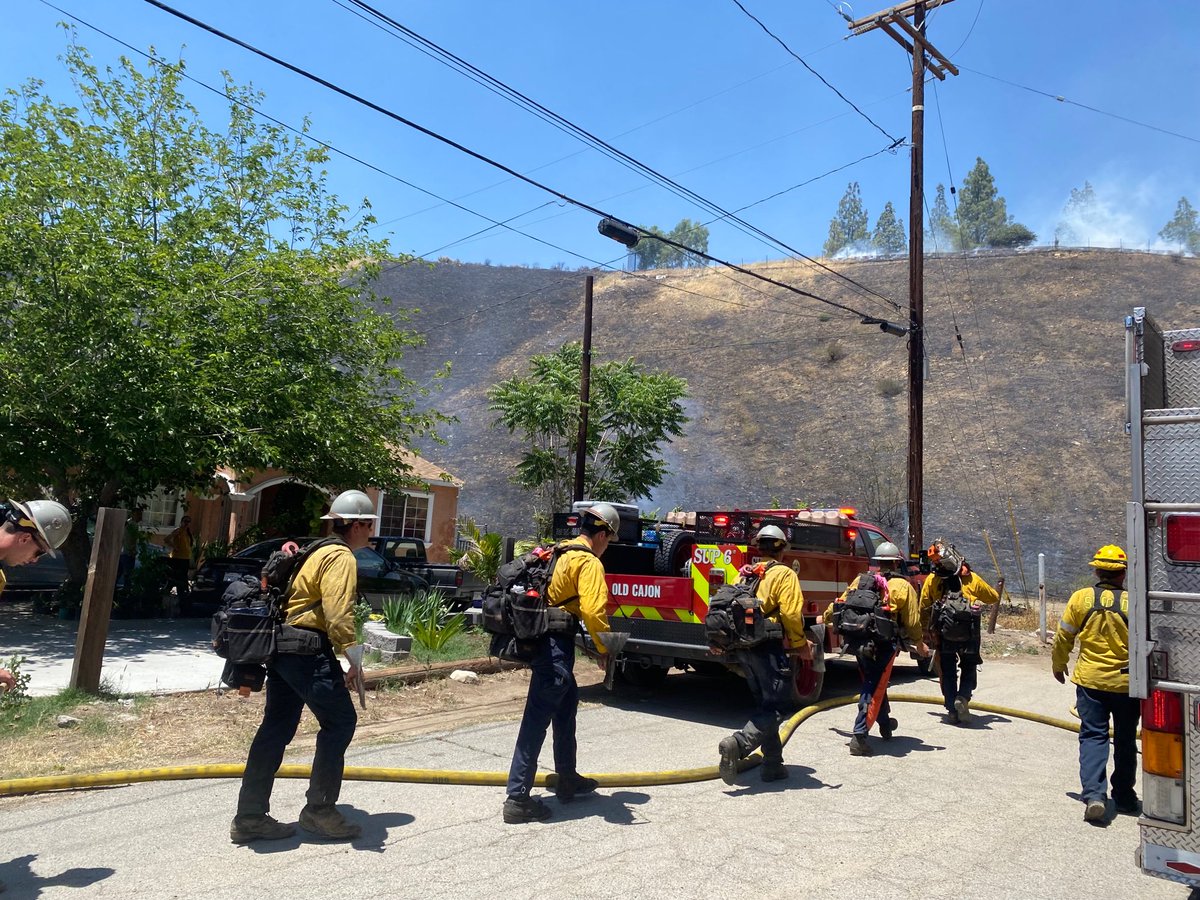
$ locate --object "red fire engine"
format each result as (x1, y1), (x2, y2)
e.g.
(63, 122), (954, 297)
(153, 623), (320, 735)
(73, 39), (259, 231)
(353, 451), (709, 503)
(554, 502), (922, 706)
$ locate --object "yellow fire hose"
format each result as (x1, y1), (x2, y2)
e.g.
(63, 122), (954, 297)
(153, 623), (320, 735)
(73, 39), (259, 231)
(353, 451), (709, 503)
(0, 693), (1093, 798)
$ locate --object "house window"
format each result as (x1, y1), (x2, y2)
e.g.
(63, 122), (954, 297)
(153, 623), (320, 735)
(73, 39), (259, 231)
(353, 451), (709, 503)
(142, 488), (186, 531)
(379, 491), (431, 540)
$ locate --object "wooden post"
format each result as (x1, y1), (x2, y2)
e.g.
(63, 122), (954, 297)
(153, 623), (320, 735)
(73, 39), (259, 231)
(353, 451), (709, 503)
(69, 506), (126, 694)
(573, 275), (594, 503)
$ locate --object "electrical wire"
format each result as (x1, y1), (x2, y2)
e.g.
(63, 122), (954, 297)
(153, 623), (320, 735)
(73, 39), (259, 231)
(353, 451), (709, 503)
(728, 0), (899, 143)
(332, 0), (904, 311)
(133, 0), (896, 322)
(961, 65), (1200, 147)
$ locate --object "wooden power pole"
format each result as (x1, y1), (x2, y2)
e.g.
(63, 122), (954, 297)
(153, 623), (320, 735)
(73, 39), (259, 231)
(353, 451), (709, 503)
(847, 0), (959, 563)
(573, 274), (594, 503)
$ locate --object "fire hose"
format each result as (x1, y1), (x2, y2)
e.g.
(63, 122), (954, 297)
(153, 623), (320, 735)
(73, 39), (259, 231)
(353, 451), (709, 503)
(0, 693), (1093, 797)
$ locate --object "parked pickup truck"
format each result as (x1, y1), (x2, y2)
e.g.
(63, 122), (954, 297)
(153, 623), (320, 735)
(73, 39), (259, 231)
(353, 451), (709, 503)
(369, 536), (481, 609)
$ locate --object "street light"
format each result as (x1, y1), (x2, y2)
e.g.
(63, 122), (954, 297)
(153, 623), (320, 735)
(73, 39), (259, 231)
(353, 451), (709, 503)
(860, 316), (909, 337)
(597, 217), (641, 248)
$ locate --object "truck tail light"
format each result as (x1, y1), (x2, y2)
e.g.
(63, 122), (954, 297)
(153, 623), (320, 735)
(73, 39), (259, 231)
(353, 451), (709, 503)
(455, 569), (463, 588)
(708, 568), (726, 590)
(1142, 689), (1187, 823)
(1166, 514), (1200, 564)
(1171, 339), (1200, 354)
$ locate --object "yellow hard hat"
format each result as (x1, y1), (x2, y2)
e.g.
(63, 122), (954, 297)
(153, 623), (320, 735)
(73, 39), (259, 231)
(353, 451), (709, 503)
(1089, 544), (1128, 570)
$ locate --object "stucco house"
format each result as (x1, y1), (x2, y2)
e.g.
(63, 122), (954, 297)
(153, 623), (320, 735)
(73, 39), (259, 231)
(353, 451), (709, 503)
(144, 451), (464, 563)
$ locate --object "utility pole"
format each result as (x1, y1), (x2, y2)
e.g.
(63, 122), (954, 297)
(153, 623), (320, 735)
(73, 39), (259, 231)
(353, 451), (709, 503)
(573, 275), (594, 503)
(847, 0), (959, 564)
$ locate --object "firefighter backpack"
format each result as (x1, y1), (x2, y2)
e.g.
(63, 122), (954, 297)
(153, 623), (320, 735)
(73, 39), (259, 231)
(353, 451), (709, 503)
(832, 572), (896, 647)
(704, 563), (782, 650)
(933, 579), (979, 644)
(482, 543), (593, 661)
(210, 536), (345, 676)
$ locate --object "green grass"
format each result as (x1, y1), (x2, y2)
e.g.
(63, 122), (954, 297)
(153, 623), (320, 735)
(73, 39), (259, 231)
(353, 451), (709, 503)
(0, 687), (104, 736)
(409, 630), (491, 665)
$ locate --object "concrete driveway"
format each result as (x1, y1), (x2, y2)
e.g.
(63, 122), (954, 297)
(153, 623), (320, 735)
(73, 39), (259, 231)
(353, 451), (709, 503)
(2, 600), (220, 696)
(0, 656), (1178, 899)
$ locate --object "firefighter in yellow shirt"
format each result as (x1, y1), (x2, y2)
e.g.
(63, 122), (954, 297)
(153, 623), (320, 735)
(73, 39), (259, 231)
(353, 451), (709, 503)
(1052, 544), (1139, 824)
(232, 489), (373, 845)
(165, 515), (194, 612)
(920, 539), (999, 724)
(831, 542), (928, 756)
(504, 503), (615, 824)
(717, 525), (808, 785)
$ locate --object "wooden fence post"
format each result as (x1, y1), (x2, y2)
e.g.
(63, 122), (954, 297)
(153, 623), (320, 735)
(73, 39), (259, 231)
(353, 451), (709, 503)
(69, 507), (126, 694)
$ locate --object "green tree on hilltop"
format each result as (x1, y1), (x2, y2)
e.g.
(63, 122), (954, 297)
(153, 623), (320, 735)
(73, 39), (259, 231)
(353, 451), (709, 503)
(488, 343), (688, 533)
(630, 219), (710, 270)
(824, 182), (870, 257)
(956, 158), (1035, 249)
(1160, 197), (1200, 254)
(1056, 181), (1097, 245)
(872, 201), (907, 254)
(0, 40), (444, 586)
(927, 184), (959, 250)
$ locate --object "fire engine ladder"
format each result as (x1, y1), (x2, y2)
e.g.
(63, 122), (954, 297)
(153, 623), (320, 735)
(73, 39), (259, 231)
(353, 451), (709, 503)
(1127, 307), (1200, 698)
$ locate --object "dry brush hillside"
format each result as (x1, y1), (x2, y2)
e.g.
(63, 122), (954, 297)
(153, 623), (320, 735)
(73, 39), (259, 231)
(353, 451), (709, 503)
(374, 250), (1200, 595)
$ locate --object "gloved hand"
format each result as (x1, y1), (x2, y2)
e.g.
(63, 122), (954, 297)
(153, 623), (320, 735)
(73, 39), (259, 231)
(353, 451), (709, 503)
(738, 564), (755, 578)
(1053, 669), (1066, 684)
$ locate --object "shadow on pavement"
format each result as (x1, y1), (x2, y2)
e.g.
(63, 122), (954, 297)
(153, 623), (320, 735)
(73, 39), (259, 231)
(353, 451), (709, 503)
(727, 763), (840, 795)
(0, 853), (114, 896)
(549, 789), (651, 825)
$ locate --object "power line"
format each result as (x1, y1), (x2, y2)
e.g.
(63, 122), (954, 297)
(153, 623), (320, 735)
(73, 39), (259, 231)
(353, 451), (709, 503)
(138, 0), (896, 322)
(728, 0), (900, 143)
(961, 65), (1200, 146)
(331, 0), (903, 311)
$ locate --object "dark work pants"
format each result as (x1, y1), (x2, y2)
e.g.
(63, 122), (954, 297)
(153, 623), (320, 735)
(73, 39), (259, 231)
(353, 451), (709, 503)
(939, 639), (980, 712)
(854, 644), (896, 736)
(167, 558), (190, 605)
(237, 648), (358, 816)
(1076, 685), (1141, 804)
(729, 641), (790, 766)
(506, 633), (578, 799)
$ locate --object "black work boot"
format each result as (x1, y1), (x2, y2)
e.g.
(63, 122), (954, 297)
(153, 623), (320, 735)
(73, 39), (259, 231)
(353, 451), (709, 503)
(879, 717), (898, 740)
(848, 734), (872, 756)
(230, 813), (297, 844)
(299, 804), (361, 841)
(555, 773), (599, 803)
(718, 736), (741, 785)
(760, 760), (789, 782)
(503, 794), (552, 824)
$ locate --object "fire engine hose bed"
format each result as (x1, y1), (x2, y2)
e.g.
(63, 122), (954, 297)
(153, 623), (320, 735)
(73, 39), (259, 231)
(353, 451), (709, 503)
(0, 693), (1133, 798)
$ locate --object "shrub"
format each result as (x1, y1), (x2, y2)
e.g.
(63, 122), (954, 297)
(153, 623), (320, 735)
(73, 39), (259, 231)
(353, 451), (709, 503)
(0, 656), (31, 712)
(353, 599), (373, 643)
(821, 340), (847, 364)
(877, 377), (904, 398)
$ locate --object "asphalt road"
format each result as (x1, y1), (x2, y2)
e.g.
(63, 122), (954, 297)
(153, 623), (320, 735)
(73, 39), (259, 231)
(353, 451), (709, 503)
(0, 657), (1183, 899)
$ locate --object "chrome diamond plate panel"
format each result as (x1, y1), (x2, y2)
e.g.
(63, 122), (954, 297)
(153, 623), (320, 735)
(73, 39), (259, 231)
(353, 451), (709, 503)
(1164, 327), (1200, 407)
(1143, 420), (1200, 506)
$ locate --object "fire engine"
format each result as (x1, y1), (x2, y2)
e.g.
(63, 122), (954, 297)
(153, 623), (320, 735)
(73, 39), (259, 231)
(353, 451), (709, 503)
(555, 501), (922, 706)
(1126, 309), (1200, 889)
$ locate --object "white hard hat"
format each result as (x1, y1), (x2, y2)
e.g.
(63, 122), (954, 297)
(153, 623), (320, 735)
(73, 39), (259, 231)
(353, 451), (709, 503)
(755, 524), (788, 547)
(320, 489), (378, 521)
(871, 541), (904, 563)
(580, 502), (620, 536)
(8, 498), (72, 555)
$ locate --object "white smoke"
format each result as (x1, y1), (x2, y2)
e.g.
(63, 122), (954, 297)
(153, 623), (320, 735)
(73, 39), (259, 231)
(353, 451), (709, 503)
(1045, 176), (1194, 254)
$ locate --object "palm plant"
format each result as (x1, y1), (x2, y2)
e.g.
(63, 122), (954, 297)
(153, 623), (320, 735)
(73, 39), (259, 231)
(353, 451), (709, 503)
(447, 518), (505, 585)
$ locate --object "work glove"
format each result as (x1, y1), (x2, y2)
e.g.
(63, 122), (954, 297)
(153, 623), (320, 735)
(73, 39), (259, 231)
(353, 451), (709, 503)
(1053, 669), (1066, 684)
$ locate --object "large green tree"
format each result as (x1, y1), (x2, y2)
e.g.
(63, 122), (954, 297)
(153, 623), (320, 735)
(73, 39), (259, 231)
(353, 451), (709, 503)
(488, 342), (688, 533)
(0, 42), (444, 583)
(956, 157), (1035, 249)
(1160, 196), (1200, 254)
(630, 219), (710, 270)
(1056, 180), (1097, 245)
(823, 181), (870, 257)
(872, 201), (906, 254)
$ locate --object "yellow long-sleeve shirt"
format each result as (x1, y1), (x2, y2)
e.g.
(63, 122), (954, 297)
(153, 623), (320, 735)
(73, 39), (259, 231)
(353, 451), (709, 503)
(167, 526), (193, 560)
(753, 562), (806, 647)
(284, 543), (358, 655)
(830, 573), (922, 644)
(548, 536), (611, 653)
(1052, 581), (1130, 693)
(919, 568), (999, 620)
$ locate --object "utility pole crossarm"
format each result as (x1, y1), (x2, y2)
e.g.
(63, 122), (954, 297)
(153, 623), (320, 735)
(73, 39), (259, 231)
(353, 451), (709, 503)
(847, 0), (956, 31)
(886, 13), (960, 75)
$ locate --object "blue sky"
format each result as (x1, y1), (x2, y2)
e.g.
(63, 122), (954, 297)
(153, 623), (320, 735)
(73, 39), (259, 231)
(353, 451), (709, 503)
(4, 1), (1199, 269)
